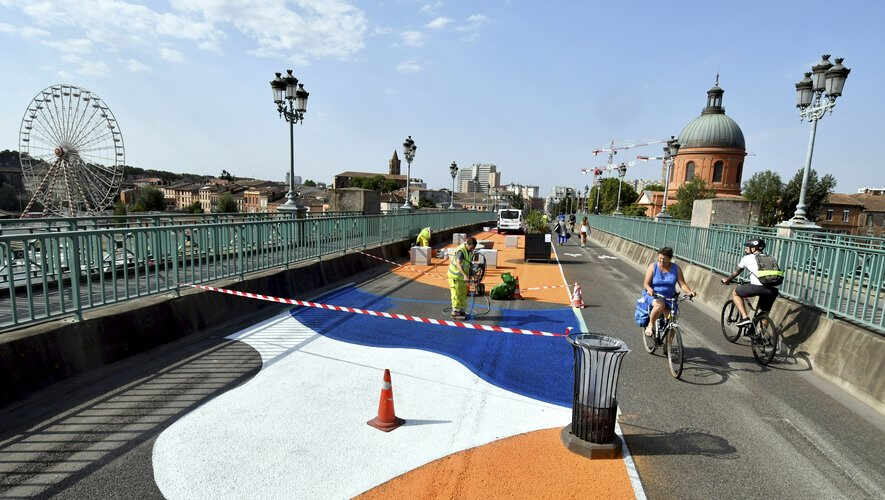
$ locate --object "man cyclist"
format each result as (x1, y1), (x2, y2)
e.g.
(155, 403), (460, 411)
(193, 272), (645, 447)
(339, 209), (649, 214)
(721, 239), (783, 326)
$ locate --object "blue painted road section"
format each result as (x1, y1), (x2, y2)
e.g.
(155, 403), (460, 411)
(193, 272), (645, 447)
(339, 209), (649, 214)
(290, 286), (577, 407)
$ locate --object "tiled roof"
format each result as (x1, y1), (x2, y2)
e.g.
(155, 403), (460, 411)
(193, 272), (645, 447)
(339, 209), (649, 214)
(854, 194), (885, 212)
(826, 193), (865, 207)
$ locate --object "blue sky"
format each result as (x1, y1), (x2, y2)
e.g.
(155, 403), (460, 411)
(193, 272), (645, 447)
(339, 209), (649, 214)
(0, 0), (882, 196)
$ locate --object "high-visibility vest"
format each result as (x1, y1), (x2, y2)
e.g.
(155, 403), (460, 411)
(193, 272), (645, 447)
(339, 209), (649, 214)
(416, 227), (431, 245)
(447, 244), (471, 280)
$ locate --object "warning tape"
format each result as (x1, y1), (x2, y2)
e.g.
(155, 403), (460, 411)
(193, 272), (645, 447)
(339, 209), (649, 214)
(190, 284), (569, 338)
(356, 250), (407, 268)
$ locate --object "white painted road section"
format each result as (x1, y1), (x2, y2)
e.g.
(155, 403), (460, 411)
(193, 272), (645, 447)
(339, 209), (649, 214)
(152, 312), (571, 499)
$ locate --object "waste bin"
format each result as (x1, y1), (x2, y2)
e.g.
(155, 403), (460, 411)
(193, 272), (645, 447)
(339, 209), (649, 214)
(562, 333), (629, 458)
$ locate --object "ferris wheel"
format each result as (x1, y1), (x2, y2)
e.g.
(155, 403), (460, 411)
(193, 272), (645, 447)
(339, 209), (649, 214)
(18, 84), (125, 217)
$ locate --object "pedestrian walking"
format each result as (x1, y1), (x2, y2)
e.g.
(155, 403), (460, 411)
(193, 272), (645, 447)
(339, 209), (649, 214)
(580, 217), (590, 247)
(552, 219), (568, 245)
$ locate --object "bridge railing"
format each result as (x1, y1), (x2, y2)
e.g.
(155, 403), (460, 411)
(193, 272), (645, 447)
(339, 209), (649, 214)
(584, 214), (885, 334)
(0, 210), (495, 330)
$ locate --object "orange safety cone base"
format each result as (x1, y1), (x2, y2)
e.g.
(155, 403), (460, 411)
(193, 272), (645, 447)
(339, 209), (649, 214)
(367, 416), (406, 432)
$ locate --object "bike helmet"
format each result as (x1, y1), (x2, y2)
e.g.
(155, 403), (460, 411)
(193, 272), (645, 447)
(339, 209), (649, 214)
(744, 239), (766, 250)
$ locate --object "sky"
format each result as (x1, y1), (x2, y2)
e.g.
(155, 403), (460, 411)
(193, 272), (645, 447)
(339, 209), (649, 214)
(0, 0), (883, 196)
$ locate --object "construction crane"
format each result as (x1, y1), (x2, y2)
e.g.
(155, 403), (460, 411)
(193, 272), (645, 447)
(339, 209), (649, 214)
(592, 139), (666, 214)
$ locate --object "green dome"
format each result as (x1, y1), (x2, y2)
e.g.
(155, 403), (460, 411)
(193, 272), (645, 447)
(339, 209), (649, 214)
(678, 113), (745, 150)
(678, 83), (745, 150)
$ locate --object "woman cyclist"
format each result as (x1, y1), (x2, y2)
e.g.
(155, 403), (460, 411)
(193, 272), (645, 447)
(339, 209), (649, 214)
(643, 247), (696, 336)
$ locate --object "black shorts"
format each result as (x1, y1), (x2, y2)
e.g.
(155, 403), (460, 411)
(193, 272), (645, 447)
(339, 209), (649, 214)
(735, 284), (779, 313)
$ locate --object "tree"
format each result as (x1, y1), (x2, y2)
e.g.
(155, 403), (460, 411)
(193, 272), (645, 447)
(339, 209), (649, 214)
(642, 183), (665, 192)
(113, 200), (127, 215)
(621, 204), (648, 217)
(777, 168), (837, 223)
(133, 187), (165, 212)
(220, 169), (233, 181)
(303, 179), (317, 187)
(504, 192), (526, 210)
(381, 179), (401, 193)
(587, 178), (639, 214)
(742, 171), (783, 226)
(185, 201), (203, 214)
(669, 178), (715, 220)
(216, 193), (238, 213)
(417, 198), (436, 209)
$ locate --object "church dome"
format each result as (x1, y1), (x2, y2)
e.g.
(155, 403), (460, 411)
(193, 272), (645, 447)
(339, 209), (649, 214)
(677, 83), (745, 150)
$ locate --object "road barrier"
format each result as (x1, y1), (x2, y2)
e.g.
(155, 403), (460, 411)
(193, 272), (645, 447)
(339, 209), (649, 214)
(0, 211), (495, 330)
(190, 284), (569, 337)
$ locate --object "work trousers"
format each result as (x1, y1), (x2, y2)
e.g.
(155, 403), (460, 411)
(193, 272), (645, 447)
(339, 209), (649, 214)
(448, 276), (467, 312)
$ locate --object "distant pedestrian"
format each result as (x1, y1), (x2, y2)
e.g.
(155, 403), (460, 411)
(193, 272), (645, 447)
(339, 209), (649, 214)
(580, 217), (590, 247)
(552, 219), (568, 245)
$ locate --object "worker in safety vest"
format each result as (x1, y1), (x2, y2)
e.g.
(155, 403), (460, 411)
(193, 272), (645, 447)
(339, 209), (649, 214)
(447, 237), (477, 318)
(416, 227), (431, 247)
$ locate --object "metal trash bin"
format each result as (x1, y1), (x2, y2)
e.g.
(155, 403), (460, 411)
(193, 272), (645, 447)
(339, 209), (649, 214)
(562, 333), (629, 458)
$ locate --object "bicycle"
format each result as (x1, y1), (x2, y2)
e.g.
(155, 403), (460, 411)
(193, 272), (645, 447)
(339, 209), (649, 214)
(643, 293), (693, 379)
(720, 278), (781, 366)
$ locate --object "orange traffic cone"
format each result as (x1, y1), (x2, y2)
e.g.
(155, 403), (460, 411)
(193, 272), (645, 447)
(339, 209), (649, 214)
(513, 276), (523, 300)
(571, 282), (585, 309)
(367, 369), (405, 432)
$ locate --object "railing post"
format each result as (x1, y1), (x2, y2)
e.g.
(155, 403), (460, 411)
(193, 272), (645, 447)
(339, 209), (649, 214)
(827, 246), (843, 318)
(69, 235), (83, 322)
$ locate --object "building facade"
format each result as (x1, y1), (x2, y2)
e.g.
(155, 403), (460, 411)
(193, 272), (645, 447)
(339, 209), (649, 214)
(669, 82), (747, 199)
(388, 150), (401, 176)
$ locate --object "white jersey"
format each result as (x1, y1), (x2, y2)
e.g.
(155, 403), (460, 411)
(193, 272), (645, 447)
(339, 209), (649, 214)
(738, 253), (762, 286)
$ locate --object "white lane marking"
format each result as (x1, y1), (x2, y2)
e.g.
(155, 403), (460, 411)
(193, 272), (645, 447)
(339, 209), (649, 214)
(152, 316), (570, 499)
(563, 253), (583, 257)
(551, 243), (647, 500)
(599, 255), (619, 260)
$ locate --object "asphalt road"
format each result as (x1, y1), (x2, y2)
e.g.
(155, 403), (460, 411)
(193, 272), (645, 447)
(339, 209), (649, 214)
(556, 237), (885, 499)
(1, 238), (883, 499)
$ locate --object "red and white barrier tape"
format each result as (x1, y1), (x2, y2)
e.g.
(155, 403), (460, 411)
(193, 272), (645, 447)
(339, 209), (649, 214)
(189, 284), (569, 338)
(356, 250), (406, 267)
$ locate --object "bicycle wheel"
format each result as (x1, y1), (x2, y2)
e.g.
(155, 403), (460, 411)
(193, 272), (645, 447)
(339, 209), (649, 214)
(751, 318), (779, 366)
(642, 327), (656, 354)
(666, 326), (684, 378)
(720, 301), (741, 343)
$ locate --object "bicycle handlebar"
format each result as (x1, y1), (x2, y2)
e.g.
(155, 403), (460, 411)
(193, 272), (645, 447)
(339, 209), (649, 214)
(720, 276), (750, 285)
(653, 293), (694, 303)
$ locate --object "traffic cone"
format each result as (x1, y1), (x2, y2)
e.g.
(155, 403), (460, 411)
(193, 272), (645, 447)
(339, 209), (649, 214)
(571, 282), (585, 309)
(513, 276), (523, 300)
(367, 369), (405, 432)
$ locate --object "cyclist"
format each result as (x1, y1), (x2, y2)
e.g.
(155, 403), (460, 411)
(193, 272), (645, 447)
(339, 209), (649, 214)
(567, 213), (577, 233)
(720, 239), (782, 327)
(643, 247), (696, 336)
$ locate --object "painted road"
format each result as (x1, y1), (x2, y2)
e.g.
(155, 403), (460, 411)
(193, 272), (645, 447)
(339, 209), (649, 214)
(1, 230), (883, 498)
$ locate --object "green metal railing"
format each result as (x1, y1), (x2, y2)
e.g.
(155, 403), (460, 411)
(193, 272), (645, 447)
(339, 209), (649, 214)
(0, 211), (495, 330)
(585, 214), (885, 334)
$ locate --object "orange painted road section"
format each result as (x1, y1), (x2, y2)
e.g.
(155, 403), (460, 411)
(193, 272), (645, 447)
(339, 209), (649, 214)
(393, 231), (574, 306)
(357, 427), (634, 499)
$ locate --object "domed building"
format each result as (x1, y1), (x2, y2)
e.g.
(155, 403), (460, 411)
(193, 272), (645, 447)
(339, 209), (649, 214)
(668, 82), (746, 198)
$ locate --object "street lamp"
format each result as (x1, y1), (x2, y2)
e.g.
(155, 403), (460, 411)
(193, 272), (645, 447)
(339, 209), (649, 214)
(779, 54), (850, 229)
(613, 163), (628, 214)
(583, 185), (589, 213)
(401, 135), (417, 210)
(270, 70), (309, 215)
(472, 165), (479, 210)
(593, 168), (603, 214)
(657, 136), (679, 220)
(449, 161), (458, 209)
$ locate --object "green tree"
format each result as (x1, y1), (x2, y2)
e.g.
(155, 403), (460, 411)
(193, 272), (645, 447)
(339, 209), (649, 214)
(777, 168), (837, 223)
(504, 192), (526, 210)
(185, 201), (203, 214)
(742, 170), (783, 226)
(216, 193), (238, 213)
(642, 183), (665, 192)
(381, 179), (401, 193)
(113, 200), (128, 215)
(417, 198), (436, 209)
(220, 169), (233, 181)
(587, 178), (639, 214)
(133, 187), (165, 212)
(303, 179), (317, 187)
(621, 204), (648, 217)
(669, 178), (715, 220)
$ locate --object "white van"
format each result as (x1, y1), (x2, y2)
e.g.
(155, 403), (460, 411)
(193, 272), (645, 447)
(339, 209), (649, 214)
(497, 209), (524, 234)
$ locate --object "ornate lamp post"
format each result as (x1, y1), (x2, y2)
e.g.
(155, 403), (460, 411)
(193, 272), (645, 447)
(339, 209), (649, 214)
(778, 54), (850, 230)
(593, 168), (603, 214)
(270, 70), (309, 215)
(657, 136), (680, 220)
(401, 135), (417, 210)
(449, 161), (458, 209)
(613, 163), (628, 215)
(583, 185), (589, 213)
(472, 165), (479, 210)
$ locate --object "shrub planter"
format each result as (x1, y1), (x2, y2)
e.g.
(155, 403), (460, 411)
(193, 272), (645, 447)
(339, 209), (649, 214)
(524, 233), (552, 262)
